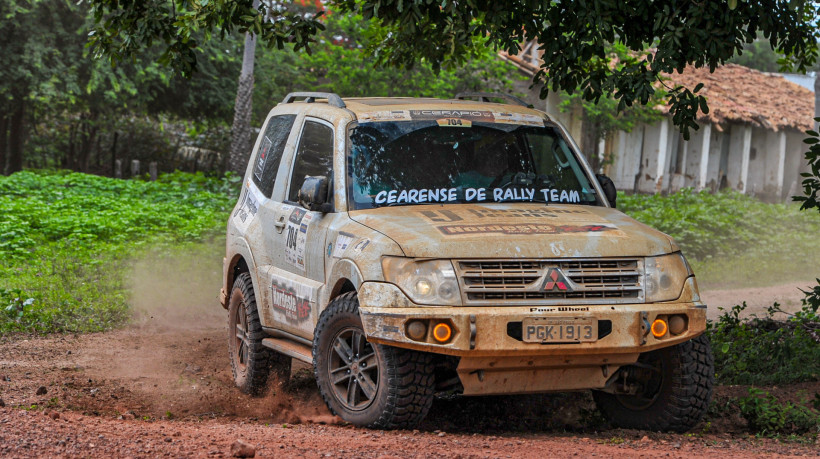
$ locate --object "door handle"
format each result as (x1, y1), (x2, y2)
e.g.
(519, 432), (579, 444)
(274, 215), (286, 233)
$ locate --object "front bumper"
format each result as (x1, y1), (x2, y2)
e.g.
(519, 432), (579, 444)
(358, 281), (707, 395)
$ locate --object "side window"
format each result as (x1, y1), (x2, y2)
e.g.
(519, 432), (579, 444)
(252, 114), (296, 198)
(287, 120), (334, 203)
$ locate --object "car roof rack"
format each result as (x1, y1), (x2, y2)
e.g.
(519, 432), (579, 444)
(281, 92), (346, 108)
(454, 92), (530, 107)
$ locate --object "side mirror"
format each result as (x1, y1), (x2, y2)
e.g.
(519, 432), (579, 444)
(297, 175), (333, 212)
(596, 174), (617, 208)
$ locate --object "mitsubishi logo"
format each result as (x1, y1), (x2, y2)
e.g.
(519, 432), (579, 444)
(543, 268), (571, 292)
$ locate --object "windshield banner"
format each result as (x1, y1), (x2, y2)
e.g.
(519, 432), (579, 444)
(358, 110), (543, 126)
(373, 187), (581, 205)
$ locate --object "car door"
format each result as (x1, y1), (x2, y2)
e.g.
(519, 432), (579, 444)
(260, 117), (335, 339)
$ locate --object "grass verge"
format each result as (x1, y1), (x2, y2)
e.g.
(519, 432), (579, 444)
(0, 170), (236, 334)
(619, 188), (820, 288)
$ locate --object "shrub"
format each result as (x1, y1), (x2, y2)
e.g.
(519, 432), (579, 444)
(739, 388), (820, 435)
(708, 302), (820, 385)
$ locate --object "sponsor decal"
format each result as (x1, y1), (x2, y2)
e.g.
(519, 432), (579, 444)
(436, 224), (615, 236)
(332, 232), (355, 258)
(418, 207), (590, 223)
(254, 136), (274, 181)
(352, 238), (370, 253)
(529, 306), (590, 313)
(271, 282), (311, 323)
(285, 208), (310, 269)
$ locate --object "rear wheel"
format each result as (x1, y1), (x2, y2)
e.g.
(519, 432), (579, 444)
(228, 272), (290, 395)
(593, 334), (714, 432)
(313, 292), (435, 429)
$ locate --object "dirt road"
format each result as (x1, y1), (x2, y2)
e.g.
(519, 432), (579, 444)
(0, 249), (818, 457)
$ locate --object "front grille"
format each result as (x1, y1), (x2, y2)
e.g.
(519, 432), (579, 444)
(457, 258), (644, 305)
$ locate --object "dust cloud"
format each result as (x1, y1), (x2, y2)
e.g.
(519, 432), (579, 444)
(65, 238), (338, 423)
(127, 238), (226, 331)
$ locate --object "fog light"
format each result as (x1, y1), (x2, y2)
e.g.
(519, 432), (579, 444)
(651, 319), (668, 338)
(669, 315), (686, 335)
(406, 320), (427, 341)
(432, 323), (452, 343)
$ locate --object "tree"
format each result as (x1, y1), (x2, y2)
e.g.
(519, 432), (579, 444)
(249, 12), (520, 125)
(227, 0), (261, 175)
(87, 1), (820, 139)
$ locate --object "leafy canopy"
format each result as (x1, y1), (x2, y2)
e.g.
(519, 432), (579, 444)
(87, 1), (820, 136)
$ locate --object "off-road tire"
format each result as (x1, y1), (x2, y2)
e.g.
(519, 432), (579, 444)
(313, 292), (435, 429)
(593, 333), (714, 432)
(228, 272), (289, 395)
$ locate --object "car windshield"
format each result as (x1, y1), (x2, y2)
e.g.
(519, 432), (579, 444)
(347, 119), (599, 210)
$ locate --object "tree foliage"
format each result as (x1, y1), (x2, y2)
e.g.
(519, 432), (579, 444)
(334, 0), (819, 138)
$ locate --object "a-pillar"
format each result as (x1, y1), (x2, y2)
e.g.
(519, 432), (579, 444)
(697, 124), (712, 190)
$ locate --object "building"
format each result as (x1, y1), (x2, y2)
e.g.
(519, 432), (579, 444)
(500, 44), (814, 201)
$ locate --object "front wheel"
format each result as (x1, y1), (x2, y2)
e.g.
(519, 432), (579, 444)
(593, 334), (714, 432)
(313, 292), (435, 429)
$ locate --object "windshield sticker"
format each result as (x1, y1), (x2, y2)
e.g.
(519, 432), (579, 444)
(357, 109), (544, 126)
(285, 208), (308, 269)
(410, 110), (495, 121)
(436, 223), (617, 236)
(271, 281), (311, 324)
(357, 110), (413, 123)
(436, 118), (472, 128)
(373, 187), (580, 206)
(492, 112), (544, 126)
(332, 232), (355, 258)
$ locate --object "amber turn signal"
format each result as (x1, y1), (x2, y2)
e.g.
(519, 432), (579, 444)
(432, 323), (452, 343)
(651, 318), (668, 338)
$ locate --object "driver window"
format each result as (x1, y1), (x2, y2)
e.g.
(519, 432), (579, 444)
(288, 120), (334, 203)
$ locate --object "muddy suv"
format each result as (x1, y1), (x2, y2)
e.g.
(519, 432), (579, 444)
(221, 92), (713, 431)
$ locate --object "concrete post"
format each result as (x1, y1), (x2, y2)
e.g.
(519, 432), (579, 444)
(698, 124), (712, 190)
(740, 126), (752, 193)
(149, 162), (158, 181)
(655, 118), (670, 194)
(131, 160), (140, 177)
(775, 131), (787, 196)
(114, 159), (122, 179)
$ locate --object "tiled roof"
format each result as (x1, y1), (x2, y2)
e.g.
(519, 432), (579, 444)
(499, 49), (815, 132)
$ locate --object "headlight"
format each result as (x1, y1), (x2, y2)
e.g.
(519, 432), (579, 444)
(381, 257), (461, 305)
(645, 252), (693, 302)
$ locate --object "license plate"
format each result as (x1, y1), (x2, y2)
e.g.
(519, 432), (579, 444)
(522, 317), (597, 343)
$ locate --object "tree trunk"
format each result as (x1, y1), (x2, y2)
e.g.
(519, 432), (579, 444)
(581, 110), (602, 173)
(227, 0), (260, 176)
(0, 116), (7, 175)
(6, 99), (26, 175)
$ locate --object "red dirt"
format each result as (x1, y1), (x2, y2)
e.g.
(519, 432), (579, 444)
(0, 253), (818, 457)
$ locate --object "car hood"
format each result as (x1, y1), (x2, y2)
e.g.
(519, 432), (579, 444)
(347, 203), (675, 259)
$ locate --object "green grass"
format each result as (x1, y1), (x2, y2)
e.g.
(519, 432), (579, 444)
(0, 170), (237, 334)
(619, 189), (820, 288)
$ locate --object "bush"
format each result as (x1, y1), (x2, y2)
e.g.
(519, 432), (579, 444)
(0, 170), (236, 334)
(708, 302), (820, 385)
(619, 188), (820, 262)
(739, 388), (820, 436)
